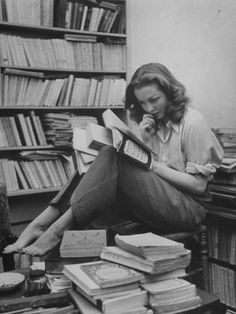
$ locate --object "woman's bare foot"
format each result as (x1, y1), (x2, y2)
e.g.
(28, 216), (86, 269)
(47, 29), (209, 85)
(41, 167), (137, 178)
(3, 205), (61, 254)
(22, 230), (61, 256)
(3, 225), (45, 254)
(22, 208), (74, 256)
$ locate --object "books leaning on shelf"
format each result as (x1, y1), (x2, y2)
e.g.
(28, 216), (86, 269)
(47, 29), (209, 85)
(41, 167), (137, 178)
(0, 0), (54, 27)
(73, 109), (155, 170)
(0, 70), (126, 108)
(0, 34), (126, 71)
(141, 278), (201, 314)
(0, 151), (76, 192)
(60, 229), (107, 258)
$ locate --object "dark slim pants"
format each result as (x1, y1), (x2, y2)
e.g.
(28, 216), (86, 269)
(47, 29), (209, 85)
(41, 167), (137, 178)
(69, 146), (205, 232)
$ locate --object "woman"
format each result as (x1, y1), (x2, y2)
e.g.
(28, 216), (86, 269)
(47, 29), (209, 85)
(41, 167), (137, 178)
(4, 63), (223, 256)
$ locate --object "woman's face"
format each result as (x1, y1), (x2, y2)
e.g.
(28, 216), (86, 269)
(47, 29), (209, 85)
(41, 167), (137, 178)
(134, 84), (170, 121)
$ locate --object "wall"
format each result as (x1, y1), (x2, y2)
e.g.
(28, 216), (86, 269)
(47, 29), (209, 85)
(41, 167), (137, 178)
(126, 0), (236, 128)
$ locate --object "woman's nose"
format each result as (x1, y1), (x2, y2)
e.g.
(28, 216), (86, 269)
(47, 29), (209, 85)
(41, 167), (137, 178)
(146, 103), (155, 113)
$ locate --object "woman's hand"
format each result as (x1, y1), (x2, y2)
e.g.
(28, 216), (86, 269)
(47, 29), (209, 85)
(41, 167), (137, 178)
(139, 114), (156, 142)
(151, 160), (208, 195)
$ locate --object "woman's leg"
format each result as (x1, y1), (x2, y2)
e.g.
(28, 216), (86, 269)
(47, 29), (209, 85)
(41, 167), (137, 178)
(3, 205), (61, 253)
(21, 146), (119, 256)
(117, 155), (206, 232)
(20, 146), (205, 256)
(22, 207), (74, 256)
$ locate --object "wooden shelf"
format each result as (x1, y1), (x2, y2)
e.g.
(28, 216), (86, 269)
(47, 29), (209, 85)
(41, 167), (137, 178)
(0, 145), (71, 152)
(0, 22), (126, 38)
(0, 106), (125, 111)
(206, 209), (236, 221)
(8, 187), (61, 197)
(0, 65), (126, 75)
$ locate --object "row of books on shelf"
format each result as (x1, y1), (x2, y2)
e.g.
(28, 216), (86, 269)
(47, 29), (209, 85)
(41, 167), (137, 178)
(58, 0), (125, 34)
(0, 0), (54, 27)
(0, 0), (125, 34)
(0, 112), (100, 148)
(209, 261), (236, 308)
(207, 224), (236, 265)
(209, 128), (236, 205)
(0, 152), (75, 191)
(0, 69), (126, 108)
(0, 111), (47, 147)
(63, 2), (123, 33)
(0, 34), (126, 70)
(52, 231), (202, 314)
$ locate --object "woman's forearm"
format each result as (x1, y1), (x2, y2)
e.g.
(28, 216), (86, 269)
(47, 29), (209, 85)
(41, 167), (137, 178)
(151, 160), (208, 195)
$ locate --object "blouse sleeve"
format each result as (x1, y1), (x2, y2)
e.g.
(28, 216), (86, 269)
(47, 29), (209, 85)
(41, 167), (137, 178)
(182, 113), (224, 180)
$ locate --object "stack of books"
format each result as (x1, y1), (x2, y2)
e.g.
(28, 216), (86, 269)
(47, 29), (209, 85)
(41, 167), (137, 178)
(209, 128), (236, 207)
(63, 260), (149, 314)
(100, 233), (202, 313)
(101, 233), (191, 274)
(41, 112), (73, 146)
(142, 278), (201, 314)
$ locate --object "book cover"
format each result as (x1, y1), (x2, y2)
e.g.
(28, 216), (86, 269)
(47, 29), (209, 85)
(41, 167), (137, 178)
(60, 229), (107, 258)
(80, 260), (144, 288)
(86, 123), (113, 150)
(102, 109), (155, 169)
(63, 263), (139, 296)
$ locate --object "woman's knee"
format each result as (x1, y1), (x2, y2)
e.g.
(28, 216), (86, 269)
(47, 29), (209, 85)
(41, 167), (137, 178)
(99, 145), (116, 155)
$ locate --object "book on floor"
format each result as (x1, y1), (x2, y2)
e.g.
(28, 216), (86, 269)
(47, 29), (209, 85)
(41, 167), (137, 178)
(141, 278), (201, 314)
(114, 232), (185, 260)
(100, 246), (191, 274)
(69, 289), (151, 314)
(60, 229), (107, 258)
(79, 260), (144, 288)
(140, 268), (187, 284)
(44, 248), (99, 275)
(63, 261), (142, 296)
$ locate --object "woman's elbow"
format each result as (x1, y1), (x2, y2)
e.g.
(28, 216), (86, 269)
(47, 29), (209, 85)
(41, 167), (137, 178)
(192, 177), (208, 195)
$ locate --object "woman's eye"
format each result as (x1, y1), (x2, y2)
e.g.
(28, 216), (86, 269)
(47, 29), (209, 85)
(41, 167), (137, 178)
(150, 97), (159, 103)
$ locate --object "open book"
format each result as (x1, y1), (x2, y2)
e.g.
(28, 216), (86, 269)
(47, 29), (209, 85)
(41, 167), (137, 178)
(73, 109), (155, 170)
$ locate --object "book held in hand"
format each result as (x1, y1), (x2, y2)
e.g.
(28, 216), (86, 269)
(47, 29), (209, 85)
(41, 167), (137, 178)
(73, 109), (155, 170)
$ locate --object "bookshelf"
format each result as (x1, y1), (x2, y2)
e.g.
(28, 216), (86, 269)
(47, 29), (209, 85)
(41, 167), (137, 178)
(0, 0), (127, 235)
(206, 207), (236, 310)
(206, 128), (236, 311)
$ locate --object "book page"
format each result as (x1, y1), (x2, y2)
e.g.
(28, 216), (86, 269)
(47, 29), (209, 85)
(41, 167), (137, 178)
(123, 140), (149, 164)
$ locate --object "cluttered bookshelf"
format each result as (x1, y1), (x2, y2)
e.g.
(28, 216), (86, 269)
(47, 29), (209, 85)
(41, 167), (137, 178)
(0, 0), (126, 234)
(206, 128), (236, 310)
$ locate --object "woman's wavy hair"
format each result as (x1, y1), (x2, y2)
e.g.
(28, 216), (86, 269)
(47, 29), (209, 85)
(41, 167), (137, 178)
(125, 63), (189, 123)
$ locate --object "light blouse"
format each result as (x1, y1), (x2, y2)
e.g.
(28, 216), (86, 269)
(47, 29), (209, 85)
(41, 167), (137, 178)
(143, 106), (224, 181)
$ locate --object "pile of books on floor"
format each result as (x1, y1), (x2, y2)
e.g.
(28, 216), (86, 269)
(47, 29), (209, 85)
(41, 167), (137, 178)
(209, 128), (236, 208)
(63, 232), (202, 314)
